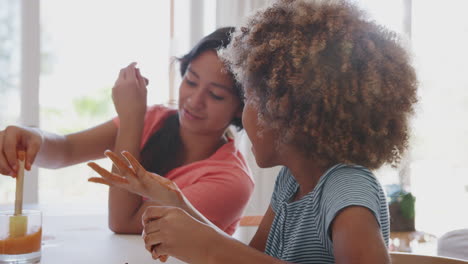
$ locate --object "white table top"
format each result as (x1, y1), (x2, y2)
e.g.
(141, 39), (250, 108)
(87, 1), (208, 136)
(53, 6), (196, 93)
(1, 203), (258, 264)
(1, 204), (187, 264)
(41, 214), (186, 264)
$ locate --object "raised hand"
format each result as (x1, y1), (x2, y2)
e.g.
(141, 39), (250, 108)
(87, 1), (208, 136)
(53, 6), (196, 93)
(87, 150), (184, 206)
(112, 62), (148, 121)
(0, 126), (42, 177)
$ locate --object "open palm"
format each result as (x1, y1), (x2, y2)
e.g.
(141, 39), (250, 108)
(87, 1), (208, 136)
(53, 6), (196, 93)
(88, 150), (184, 206)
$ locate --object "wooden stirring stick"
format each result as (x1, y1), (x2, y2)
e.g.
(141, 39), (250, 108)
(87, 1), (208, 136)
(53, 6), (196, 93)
(9, 150), (28, 238)
(15, 151), (25, 215)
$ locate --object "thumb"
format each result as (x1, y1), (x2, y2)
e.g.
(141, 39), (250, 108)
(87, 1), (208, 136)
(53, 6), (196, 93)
(136, 68), (149, 87)
(25, 140), (40, 171)
(143, 206), (169, 225)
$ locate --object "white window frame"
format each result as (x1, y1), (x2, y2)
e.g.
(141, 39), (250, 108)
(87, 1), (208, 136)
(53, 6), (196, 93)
(20, 0), (40, 204)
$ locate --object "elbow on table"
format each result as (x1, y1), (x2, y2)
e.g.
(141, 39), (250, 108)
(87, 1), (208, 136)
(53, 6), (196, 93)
(108, 218), (143, 234)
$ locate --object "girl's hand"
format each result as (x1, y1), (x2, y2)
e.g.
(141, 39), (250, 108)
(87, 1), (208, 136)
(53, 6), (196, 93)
(0, 126), (42, 177)
(112, 62), (148, 121)
(142, 206), (217, 263)
(87, 150), (184, 206)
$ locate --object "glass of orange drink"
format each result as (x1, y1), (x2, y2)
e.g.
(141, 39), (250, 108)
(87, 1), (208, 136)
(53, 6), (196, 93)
(0, 210), (42, 263)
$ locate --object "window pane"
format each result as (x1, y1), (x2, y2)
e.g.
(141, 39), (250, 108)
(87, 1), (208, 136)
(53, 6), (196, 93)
(352, 0), (407, 188)
(39, 0), (170, 204)
(0, 0), (20, 205)
(411, 0), (468, 236)
(354, 0), (405, 36)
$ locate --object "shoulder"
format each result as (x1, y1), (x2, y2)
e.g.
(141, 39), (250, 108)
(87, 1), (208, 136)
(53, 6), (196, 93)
(144, 104), (177, 123)
(319, 164), (385, 207)
(174, 141), (255, 192)
(141, 104), (177, 136)
(319, 164), (389, 239)
(321, 164), (380, 192)
(208, 140), (253, 179)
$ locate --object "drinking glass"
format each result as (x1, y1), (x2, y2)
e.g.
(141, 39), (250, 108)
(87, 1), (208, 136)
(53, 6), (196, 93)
(0, 210), (42, 264)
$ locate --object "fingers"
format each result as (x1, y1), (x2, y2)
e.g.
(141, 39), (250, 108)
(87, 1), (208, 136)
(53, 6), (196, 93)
(0, 156), (13, 176)
(158, 254), (168, 262)
(87, 177), (111, 186)
(153, 249), (168, 263)
(129, 62), (137, 81)
(25, 140), (40, 171)
(2, 128), (20, 173)
(142, 207), (172, 262)
(150, 245), (165, 261)
(104, 150), (137, 177)
(15, 151), (26, 176)
(143, 231), (168, 262)
(144, 230), (167, 262)
(118, 62), (136, 81)
(87, 162), (129, 184)
(0, 154), (14, 176)
(0, 133), (13, 176)
(136, 68), (149, 87)
(126, 62), (148, 88)
(144, 231), (162, 252)
(17, 150), (25, 161)
(142, 206), (169, 225)
(121, 151), (146, 176)
(1, 126), (42, 174)
(122, 150), (175, 190)
(143, 217), (161, 235)
(125, 62), (137, 82)
(136, 68), (143, 87)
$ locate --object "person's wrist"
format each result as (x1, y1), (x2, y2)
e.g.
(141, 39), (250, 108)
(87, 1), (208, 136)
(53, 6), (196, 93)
(118, 107), (145, 118)
(118, 112), (145, 126)
(30, 127), (44, 142)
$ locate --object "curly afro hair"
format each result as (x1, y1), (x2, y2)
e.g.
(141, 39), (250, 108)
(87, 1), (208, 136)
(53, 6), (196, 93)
(220, 0), (418, 170)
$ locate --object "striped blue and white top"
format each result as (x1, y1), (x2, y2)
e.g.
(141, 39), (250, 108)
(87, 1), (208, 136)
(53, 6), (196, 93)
(264, 164), (390, 263)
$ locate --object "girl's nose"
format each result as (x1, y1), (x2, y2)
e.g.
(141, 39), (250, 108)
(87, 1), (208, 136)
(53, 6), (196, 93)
(188, 88), (206, 109)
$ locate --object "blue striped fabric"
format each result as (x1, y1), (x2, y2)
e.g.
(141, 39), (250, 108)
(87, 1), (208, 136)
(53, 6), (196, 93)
(264, 164), (390, 263)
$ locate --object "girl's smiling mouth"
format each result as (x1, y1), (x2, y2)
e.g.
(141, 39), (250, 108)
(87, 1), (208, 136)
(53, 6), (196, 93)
(182, 108), (203, 120)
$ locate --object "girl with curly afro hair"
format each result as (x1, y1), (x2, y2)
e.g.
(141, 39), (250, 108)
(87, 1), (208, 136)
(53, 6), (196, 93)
(139, 1), (418, 263)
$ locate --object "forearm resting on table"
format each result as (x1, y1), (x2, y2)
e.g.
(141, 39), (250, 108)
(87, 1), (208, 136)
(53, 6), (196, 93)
(205, 234), (287, 264)
(108, 187), (145, 233)
(109, 119), (144, 233)
(108, 194), (210, 235)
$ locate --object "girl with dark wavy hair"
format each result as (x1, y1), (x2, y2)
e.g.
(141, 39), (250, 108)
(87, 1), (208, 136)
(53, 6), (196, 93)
(0, 27), (253, 237)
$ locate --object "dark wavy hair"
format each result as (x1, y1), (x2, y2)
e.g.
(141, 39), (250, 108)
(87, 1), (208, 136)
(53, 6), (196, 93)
(140, 27), (242, 175)
(178, 27), (244, 129)
(221, 0), (418, 170)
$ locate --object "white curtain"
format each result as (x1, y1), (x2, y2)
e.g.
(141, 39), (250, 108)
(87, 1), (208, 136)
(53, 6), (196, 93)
(236, 131), (282, 216)
(215, 0), (273, 29)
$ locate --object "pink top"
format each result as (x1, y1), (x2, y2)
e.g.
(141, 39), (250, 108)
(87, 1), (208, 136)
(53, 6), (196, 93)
(113, 105), (254, 235)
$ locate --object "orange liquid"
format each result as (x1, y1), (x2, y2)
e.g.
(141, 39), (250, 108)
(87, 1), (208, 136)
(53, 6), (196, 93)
(0, 228), (42, 254)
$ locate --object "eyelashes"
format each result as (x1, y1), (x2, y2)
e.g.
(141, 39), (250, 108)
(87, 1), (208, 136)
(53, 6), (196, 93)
(184, 79), (225, 101)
